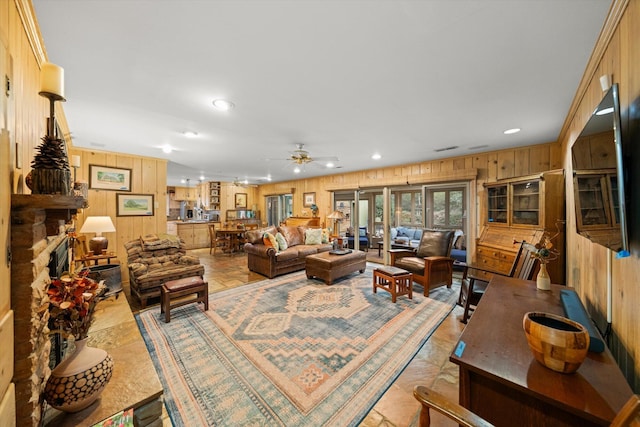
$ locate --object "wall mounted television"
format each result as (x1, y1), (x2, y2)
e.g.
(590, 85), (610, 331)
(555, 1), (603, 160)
(571, 83), (629, 257)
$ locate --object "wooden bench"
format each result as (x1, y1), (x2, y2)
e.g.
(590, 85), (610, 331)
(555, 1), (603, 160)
(373, 266), (413, 302)
(160, 276), (208, 322)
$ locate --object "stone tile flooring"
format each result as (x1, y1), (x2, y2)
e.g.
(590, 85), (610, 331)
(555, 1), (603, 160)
(123, 248), (465, 427)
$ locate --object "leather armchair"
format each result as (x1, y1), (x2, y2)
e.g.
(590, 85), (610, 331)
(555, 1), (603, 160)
(390, 229), (454, 295)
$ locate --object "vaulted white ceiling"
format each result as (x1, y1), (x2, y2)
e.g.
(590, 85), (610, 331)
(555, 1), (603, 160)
(33, 0), (611, 186)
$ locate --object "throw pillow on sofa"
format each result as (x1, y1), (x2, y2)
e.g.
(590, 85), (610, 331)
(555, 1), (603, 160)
(263, 232), (279, 251)
(275, 232), (288, 251)
(305, 228), (323, 245)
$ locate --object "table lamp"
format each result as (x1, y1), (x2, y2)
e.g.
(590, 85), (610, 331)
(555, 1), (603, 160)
(80, 216), (116, 254)
(327, 210), (345, 236)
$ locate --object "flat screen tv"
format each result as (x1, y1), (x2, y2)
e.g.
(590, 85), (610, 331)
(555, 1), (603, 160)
(571, 83), (629, 257)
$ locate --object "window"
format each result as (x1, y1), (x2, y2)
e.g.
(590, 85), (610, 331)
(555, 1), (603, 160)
(398, 191), (422, 227)
(428, 188), (464, 229)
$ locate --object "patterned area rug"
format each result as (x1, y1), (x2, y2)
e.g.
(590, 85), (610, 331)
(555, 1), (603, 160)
(136, 268), (458, 426)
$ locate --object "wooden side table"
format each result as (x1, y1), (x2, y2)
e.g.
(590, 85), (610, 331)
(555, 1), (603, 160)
(74, 253), (118, 268)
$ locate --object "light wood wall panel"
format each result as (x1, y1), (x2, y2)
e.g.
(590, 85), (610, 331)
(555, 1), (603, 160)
(70, 148), (168, 284)
(558, 0), (639, 392)
(255, 142), (556, 264)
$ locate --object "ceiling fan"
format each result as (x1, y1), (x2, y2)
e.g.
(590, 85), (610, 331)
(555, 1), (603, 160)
(288, 143), (338, 165)
(232, 177), (258, 188)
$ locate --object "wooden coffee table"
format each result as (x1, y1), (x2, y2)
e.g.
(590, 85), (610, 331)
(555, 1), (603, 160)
(305, 250), (366, 285)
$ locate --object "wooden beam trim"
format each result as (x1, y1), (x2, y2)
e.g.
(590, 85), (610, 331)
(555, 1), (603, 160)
(557, 0), (629, 146)
(14, 0), (47, 66)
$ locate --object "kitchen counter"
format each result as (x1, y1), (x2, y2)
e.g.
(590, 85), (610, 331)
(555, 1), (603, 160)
(170, 221), (219, 249)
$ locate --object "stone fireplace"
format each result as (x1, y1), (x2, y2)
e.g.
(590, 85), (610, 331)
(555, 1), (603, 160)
(10, 194), (84, 425)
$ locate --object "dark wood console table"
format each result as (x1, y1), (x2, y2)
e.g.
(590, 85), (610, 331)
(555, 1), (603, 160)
(450, 275), (632, 427)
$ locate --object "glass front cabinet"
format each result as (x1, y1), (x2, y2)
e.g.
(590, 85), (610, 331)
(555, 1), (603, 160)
(484, 173), (563, 229)
(480, 171), (566, 284)
(573, 171), (619, 230)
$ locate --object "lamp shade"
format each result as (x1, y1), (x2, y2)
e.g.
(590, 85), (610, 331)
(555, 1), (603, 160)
(79, 216), (116, 236)
(79, 216), (116, 254)
(327, 210), (345, 220)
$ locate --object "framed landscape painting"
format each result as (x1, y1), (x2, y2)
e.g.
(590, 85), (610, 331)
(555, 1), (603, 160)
(90, 165), (132, 191)
(235, 193), (247, 208)
(303, 192), (316, 207)
(116, 193), (154, 216)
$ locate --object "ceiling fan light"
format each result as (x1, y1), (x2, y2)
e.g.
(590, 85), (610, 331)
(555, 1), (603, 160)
(212, 99), (234, 111)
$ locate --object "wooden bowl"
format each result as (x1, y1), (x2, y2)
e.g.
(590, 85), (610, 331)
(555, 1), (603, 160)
(522, 311), (590, 374)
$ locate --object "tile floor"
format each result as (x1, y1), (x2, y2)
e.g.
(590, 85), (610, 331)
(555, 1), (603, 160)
(124, 248), (465, 427)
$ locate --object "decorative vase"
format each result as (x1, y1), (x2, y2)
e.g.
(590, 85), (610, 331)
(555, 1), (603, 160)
(536, 263), (551, 291)
(44, 338), (114, 412)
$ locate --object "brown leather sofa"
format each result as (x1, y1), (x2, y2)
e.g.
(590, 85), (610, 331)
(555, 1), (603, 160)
(244, 225), (332, 279)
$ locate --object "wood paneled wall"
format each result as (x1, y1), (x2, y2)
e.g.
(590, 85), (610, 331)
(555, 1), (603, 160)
(69, 148), (168, 284)
(255, 142), (561, 266)
(1, 0), (52, 423)
(558, 0), (639, 392)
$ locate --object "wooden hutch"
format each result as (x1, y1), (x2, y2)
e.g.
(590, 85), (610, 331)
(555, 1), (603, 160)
(478, 171), (565, 284)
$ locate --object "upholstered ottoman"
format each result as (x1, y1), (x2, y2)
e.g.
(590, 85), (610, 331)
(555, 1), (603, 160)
(305, 250), (367, 285)
(160, 276), (208, 322)
(373, 266), (413, 303)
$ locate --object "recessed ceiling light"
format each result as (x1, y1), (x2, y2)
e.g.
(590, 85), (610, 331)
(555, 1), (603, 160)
(212, 99), (234, 111)
(293, 167), (301, 174)
(200, 175), (205, 181)
(183, 131), (198, 138)
(326, 162), (335, 168)
(371, 153), (382, 160)
(180, 179), (186, 184)
(162, 144), (172, 154)
(503, 128), (521, 135)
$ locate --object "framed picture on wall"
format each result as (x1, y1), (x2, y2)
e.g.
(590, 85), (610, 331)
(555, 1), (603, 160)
(304, 192), (316, 207)
(116, 193), (154, 216)
(235, 193), (247, 208)
(90, 165), (132, 191)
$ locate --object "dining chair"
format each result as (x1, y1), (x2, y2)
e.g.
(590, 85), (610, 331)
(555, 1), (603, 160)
(208, 223), (229, 255)
(413, 385), (640, 427)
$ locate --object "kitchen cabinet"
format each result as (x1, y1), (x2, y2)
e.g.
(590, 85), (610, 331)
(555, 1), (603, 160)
(174, 186), (196, 201)
(479, 171), (565, 284)
(176, 222), (211, 249)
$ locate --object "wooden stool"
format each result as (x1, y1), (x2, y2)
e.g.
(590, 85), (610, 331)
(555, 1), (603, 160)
(373, 266), (413, 303)
(160, 276), (209, 323)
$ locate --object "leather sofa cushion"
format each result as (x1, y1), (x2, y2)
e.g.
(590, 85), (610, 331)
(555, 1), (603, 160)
(296, 245), (320, 257)
(279, 225), (303, 247)
(246, 226), (277, 244)
(394, 257), (425, 275)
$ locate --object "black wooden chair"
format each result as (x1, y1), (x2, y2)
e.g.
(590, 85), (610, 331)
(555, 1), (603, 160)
(457, 240), (538, 323)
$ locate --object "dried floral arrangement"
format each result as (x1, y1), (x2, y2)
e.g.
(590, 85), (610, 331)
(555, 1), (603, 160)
(47, 270), (106, 340)
(524, 221), (564, 265)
